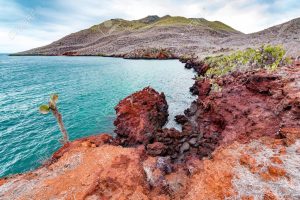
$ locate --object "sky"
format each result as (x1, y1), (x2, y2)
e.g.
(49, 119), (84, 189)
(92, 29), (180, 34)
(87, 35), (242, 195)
(0, 0), (299, 53)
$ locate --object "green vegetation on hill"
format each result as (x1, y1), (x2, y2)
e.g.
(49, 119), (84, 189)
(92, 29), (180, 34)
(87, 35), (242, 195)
(206, 21), (238, 32)
(145, 16), (237, 32)
(150, 16), (191, 26)
(90, 19), (146, 33)
(202, 45), (291, 78)
(88, 15), (239, 34)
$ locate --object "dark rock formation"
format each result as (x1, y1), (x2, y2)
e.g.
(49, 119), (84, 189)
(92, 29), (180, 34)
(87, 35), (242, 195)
(123, 48), (177, 59)
(62, 51), (78, 56)
(147, 127), (220, 160)
(180, 57), (211, 76)
(189, 78), (211, 97)
(147, 142), (167, 156)
(114, 87), (168, 145)
(112, 86), (222, 161)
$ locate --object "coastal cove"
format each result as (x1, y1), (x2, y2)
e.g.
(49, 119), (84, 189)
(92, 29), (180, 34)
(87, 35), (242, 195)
(1, 1), (300, 197)
(0, 55), (195, 178)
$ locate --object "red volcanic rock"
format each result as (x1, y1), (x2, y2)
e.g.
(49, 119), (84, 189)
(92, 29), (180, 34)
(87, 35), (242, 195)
(1, 126), (299, 199)
(123, 48), (177, 59)
(49, 133), (113, 164)
(190, 78), (211, 98)
(181, 58), (209, 76)
(146, 127), (220, 161)
(112, 64), (300, 162)
(175, 114), (189, 124)
(147, 142), (167, 156)
(0, 179), (6, 187)
(279, 127), (300, 146)
(114, 87), (168, 145)
(62, 51), (78, 56)
(184, 65), (300, 146)
(113, 86), (215, 161)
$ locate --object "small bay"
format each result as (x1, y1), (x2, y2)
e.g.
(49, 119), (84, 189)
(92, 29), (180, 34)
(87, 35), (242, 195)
(0, 55), (195, 177)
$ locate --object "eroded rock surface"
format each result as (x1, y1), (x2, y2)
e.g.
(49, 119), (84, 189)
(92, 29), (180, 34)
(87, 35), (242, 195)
(114, 87), (168, 146)
(182, 64), (300, 150)
(185, 132), (300, 200)
(0, 129), (299, 200)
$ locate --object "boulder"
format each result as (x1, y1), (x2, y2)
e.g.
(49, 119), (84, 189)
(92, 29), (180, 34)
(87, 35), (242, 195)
(114, 87), (168, 145)
(147, 142), (167, 156)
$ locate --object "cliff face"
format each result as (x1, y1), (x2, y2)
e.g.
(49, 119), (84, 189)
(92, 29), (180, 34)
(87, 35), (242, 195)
(13, 16), (300, 58)
(1, 64), (299, 200)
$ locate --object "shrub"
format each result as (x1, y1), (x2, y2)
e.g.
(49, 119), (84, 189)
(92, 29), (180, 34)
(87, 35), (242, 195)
(203, 45), (291, 78)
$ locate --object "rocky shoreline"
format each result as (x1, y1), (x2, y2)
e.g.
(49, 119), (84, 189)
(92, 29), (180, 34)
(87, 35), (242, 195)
(10, 47), (180, 60)
(0, 53), (299, 199)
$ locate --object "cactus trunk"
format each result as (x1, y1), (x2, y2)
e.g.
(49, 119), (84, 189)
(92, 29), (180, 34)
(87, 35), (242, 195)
(52, 108), (69, 144)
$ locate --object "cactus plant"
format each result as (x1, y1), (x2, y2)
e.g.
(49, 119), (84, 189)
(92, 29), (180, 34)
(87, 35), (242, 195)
(39, 94), (69, 144)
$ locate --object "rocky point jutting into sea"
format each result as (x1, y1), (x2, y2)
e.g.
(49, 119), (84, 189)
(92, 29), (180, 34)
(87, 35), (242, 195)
(1, 15), (300, 199)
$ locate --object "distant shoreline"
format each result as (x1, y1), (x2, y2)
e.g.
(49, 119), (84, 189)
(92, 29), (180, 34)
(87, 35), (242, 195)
(8, 53), (180, 60)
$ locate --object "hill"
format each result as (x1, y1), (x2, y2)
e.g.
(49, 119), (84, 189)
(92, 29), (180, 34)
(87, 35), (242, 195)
(14, 16), (300, 58)
(13, 15), (240, 57)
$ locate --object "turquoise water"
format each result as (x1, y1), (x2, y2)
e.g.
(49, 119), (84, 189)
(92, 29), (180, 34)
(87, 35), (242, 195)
(0, 55), (195, 178)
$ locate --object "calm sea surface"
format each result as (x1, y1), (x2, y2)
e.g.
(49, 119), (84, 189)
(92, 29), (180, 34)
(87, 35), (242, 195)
(0, 55), (195, 177)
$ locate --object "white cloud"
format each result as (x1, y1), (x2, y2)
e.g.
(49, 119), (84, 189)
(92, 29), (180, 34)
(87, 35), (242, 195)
(203, 0), (270, 33)
(0, 28), (48, 52)
(0, 0), (299, 52)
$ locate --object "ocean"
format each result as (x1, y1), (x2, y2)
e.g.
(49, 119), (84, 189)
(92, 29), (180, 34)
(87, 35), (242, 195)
(0, 55), (195, 177)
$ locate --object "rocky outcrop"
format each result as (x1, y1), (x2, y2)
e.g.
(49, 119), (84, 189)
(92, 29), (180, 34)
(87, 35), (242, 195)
(152, 64), (300, 163)
(113, 87), (220, 161)
(114, 87), (168, 146)
(115, 64), (300, 161)
(183, 64), (300, 146)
